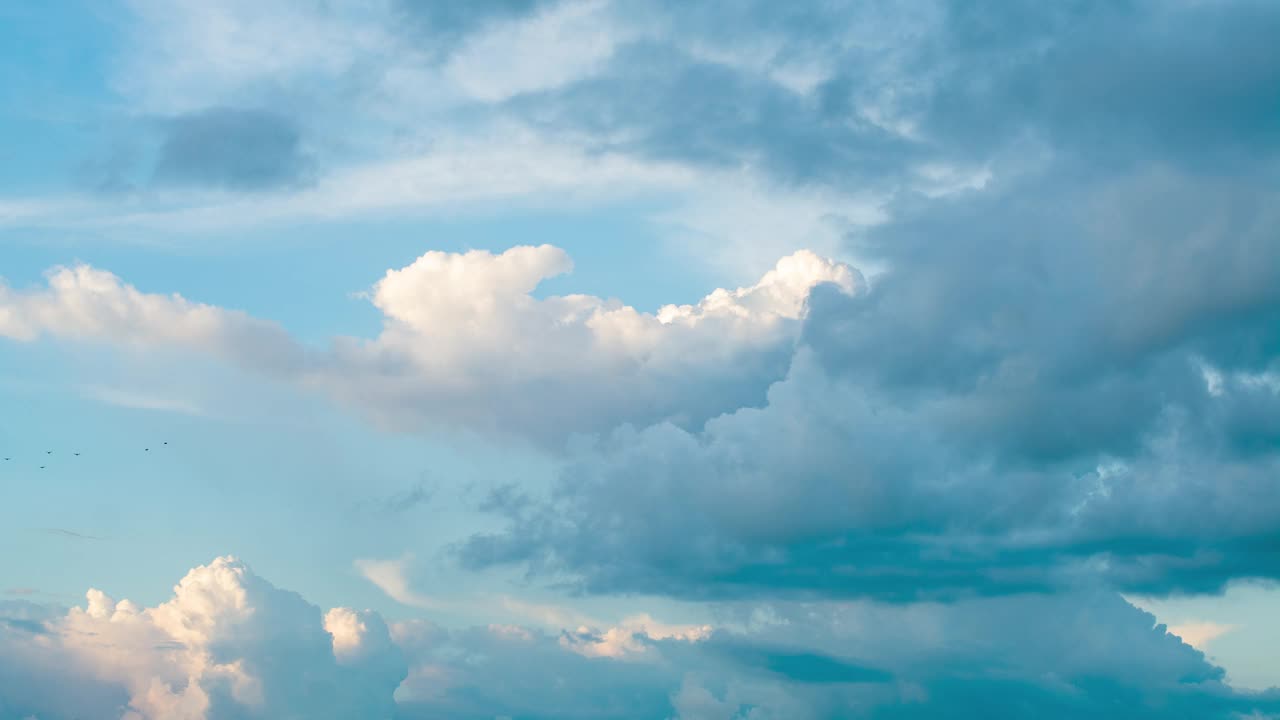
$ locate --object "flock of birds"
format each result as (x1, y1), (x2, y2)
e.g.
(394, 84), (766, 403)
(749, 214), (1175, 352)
(4, 442), (168, 469)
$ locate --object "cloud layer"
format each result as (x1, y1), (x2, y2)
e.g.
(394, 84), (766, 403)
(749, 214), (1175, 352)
(3, 558), (1276, 719)
(2, 1), (1279, 716)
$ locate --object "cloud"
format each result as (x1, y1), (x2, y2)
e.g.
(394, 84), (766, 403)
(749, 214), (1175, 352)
(83, 385), (209, 417)
(378, 481), (433, 513)
(0, 264), (302, 374)
(0, 246), (858, 443)
(443, 0), (623, 102)
(392, 589), (1278, 719)
(1168, 622), (1239, 652)
(505, 0), (1280, 190)
(115, 0), (397, 116)
(19, 0), (1265, 255)
(506, 38), (923, 190)
(0, 556), (406, 720)
(459, 165), (1280, 601)
(395, 0), (552, 46)
(558, 613), (713, 660)
(357, 564), (713, 657)
(355, 557), (439, 610)
(4, 558), (1278, 719)
(152, 107), (313, 190)
(0, 127), (702, 235)
(456, 348), (1280, 600)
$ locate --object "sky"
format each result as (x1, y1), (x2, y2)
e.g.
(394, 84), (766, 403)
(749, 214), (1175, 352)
(0, 0), (1279, 718)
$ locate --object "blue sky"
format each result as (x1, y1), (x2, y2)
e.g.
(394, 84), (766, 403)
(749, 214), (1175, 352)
(1, 1), (1279, 718)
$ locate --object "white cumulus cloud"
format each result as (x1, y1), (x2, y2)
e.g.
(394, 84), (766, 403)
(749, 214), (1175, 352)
(0, 246), (859, 443)
(0, 557), (406, 720)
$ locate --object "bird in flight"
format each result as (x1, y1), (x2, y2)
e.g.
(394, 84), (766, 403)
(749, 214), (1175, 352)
(46, 450), (52, 455)
(144, 448), (149, 452)
(39, 466), (45, 469)
(74, 452), (81, 456)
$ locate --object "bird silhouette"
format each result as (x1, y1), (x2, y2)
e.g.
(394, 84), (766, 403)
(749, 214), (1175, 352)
(74, 453), (80, 456)
(46, 450), (52, 455)
(144, 448), (150, 452)
(163, 442), (168, 445)
(39, 466), (45, 469)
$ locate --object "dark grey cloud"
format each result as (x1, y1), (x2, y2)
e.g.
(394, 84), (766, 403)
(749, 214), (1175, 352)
(449, 0), (1280, 604)
(458, 156), (1280, 601)
(152, 107), (313, 191)
(916, 0), (1280, 167)
(498, 0), (1280, 191)
(714, 644), (893, 685)
(509, 40), (922, 188)
(389, 590), (1278, 719)
(457, 0), (1280, 607)
(4, 564), (1276, 719)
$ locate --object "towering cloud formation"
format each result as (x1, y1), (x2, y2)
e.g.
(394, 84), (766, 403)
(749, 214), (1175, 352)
(462, 167), (1280, 601)
(0, 558), (406, 720)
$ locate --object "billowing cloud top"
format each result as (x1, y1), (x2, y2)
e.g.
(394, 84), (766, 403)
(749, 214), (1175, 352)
(2, 558), (1276, 719)
(0, 557), (406, 720)
(0, 246), (858, 441)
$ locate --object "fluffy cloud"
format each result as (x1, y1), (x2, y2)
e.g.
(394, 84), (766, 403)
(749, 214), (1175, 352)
(3, 560), (1277, 719)
(390, 589), (1279, 719)
(461, 164), (1280, 600)
(0, 246), (858, 442)
(431, 0), (1280, 597)
(0, 557), (405, 720)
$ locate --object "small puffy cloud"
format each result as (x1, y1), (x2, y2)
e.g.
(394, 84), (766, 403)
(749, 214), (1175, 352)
(0, 557), (406, 720)
(509, 0), (1280, 190)
(0, 246), (858, 443)
(0, 265), (302, 374)
(559, 614), (713, 660)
